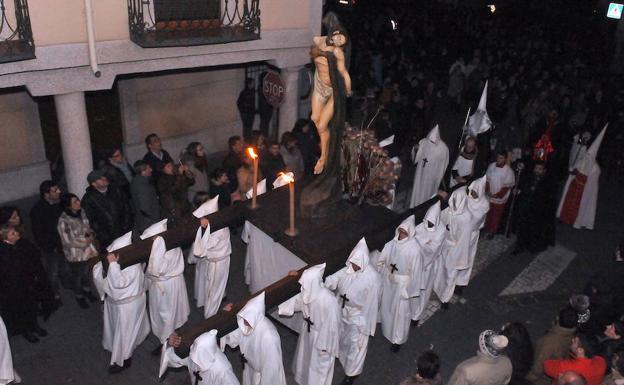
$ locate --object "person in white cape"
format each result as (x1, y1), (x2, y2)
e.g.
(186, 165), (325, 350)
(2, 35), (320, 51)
(278, 263), (341, 385)
(1, 315), (21, 385)
(145, 233), (190, 351)
(410, 200), (446, 324)
(92, 231), (151, 373)
(160, 329), (240, 385)
(378, 215), (423, 352)
(220, 292), (287, 385)
(409, 125), (450, 208)
(433, 189), (474, 308)
(324, 238), (381, 385)
(457, 176), (489, 290)
(188, 195), (232, 318)
(557, 124), (607, 230)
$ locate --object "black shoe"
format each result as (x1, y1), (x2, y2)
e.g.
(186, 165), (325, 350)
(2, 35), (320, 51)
(151, 344), (162, 356)
(76, 297), (90, 309)
(390, 343), (401, 353)
(85, 291), (99, 303)
(411, 320), (420, 328)
(23, 332), (40, 343)
(33, 324), (48, 337)
(342, 375), (356, 385)
(123, 358), (132, 368)
(441, 302), (449, 311)
(108, 364), (125, 374)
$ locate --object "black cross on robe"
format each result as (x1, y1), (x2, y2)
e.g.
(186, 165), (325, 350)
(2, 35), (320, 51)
(193, 370), (203, 385)
(240, 353), (247, 367)
(390, 263), (398, 274)
(422, 158), (429, 167)
(340, 293), (349, 309)
(304, 316), (314, 332)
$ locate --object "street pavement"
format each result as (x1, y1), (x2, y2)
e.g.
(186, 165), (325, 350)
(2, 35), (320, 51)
(9, 174), (623, 385)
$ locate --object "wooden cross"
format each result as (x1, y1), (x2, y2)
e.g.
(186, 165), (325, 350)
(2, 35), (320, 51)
(304, 316), (314, 332)
(193, 370), (203, 385)
(390, 263), (398, 274)
(340, 293), (349, 309)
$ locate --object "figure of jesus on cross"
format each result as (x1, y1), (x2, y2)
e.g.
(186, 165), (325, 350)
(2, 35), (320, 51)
(310, 30), (352, 174)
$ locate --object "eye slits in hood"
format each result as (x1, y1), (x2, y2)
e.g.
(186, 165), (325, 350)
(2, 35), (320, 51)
(346, 237), (370, 272)
(237, 291), (266, 336)
(298, 263), (326, 304)
(190, 329), (219, 370)
(423, 201), (441, 231)
(468, 176), (487, 201)
(395, 215), (416, 242)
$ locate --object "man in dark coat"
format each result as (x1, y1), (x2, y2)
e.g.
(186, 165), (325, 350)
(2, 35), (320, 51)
(237, 78), (256, 141)
(142, 133), (173, 182)
(222, 135), (244, 193)
(0, 225), (55, 343)
(29, 180), (68, 301)
(81, 170), (132, 250)
(130, 161), (161, 234)
(512, 161), (557, 254)
(261, 141), (286, 187)
(102, 147), (135, 199)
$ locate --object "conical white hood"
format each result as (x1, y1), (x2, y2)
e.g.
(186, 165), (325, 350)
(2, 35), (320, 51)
(346, 237), (370, 272)
(237, 291), (266, 336)
(477, 80), (488, 111)
(426, 125), (441, 143)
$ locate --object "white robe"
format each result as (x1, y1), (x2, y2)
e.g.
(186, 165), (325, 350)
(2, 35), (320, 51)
(92, 261), (151, 366)
(189, 223), (232, 318)
(410, 127), (450, 208)
(146, 237), (190, 343)
(411, 203), (446, 321)
(486, 163), (515, 205)
(278, 279), (341, 385)
(0, 316), (19, 385)
(324, 239), (381, 376)
(160, 330), (240, 385)
(378, 216), (423, 344)
(433, 190), (475, 303)
(459, 177), (490, 286)
(220, 293), (287, 385)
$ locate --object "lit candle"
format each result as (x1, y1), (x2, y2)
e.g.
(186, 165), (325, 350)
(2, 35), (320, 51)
(248, 147), (259, 209)
(281, 172), (298, 237)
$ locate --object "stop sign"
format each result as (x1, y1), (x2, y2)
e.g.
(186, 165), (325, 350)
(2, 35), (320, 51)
(262, 71), (285, 108)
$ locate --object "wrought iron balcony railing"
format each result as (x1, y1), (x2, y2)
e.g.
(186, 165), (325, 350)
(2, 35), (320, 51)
(0, 0), (35, 64)
(128, 0), (261, 48)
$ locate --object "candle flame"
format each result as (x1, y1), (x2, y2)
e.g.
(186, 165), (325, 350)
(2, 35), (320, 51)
(279, 172), (294, 183)
(247, 147), (258, 159)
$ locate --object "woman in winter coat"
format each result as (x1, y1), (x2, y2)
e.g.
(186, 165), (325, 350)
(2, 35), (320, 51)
(57, 193), (99, 309)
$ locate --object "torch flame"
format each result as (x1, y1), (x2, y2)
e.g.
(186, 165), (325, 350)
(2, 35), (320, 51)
(279, 172), (294, 183)
(247, 147), (258, 159)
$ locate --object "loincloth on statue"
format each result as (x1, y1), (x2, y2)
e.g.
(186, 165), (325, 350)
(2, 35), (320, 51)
(314, 71), (333, 101)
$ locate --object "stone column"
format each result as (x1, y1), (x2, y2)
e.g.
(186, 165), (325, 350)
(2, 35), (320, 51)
(54, 92), (93, 196)
(278, 66), (302, 137)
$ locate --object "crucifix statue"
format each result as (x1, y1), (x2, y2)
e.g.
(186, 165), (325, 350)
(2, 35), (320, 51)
(310, 30), (352, 175)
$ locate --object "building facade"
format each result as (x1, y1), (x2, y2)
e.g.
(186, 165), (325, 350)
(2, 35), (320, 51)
(0, 0), (320, 202)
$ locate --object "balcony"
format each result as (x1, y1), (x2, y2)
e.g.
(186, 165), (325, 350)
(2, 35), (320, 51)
(0, 0), (35, 64)
(128, 0), (261, 48)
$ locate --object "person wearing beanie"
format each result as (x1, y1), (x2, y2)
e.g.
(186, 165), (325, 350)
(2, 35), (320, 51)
(447, 329), (512, 385)
(544, 332), (606, 385)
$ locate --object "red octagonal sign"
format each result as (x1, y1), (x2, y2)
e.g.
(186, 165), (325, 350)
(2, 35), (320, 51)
(262, 71), (285, 108)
